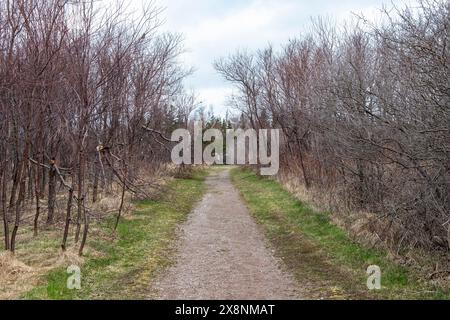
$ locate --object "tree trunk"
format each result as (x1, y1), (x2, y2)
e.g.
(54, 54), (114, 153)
(27, 166), (33, 200)
(47, 162), (56, 225)
(1, 167), (10, 250)
(92, 161), (99, 203)
(61, 187), (74, 251)
(10, 157), (27, 253)
(114, 181), (126, 231)
(297, 147), (311, 189)
(40, 155), (46, 198)
(33, 163), (41, 236)
(8, 164), (19, 209)
(78, 207), (89, 256)
(75, 148), (85, 243)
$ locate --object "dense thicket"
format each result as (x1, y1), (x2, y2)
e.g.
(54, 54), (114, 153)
(0, 0), (194, 255)
(216, 0), (450, 251)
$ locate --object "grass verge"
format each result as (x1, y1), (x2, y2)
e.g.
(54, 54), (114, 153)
(23, 170), (207, 300)
(230, 168), (449, 300)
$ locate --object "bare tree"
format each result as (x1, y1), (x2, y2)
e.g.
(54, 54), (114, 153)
(216, 0), (450, 252)
(0, 0), (192, 255)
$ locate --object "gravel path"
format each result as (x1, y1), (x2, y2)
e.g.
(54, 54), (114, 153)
(152, 167), (302, 300)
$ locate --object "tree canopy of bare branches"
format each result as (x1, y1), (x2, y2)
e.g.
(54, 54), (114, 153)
(216, 0), (450, 251)
(0, 0), (195, 255)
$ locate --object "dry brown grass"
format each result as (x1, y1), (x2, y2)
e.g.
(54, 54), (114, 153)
(276, 169), (450, 287)
(0, 240), (87, 299)
(0, 252), (35, 299)
(0, 166), (174, 300)
(278, 170), (404, 249)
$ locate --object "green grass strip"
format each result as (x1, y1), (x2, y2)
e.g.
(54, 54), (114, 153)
(24, 170), (207, 300)
(230, 168), (449, 300)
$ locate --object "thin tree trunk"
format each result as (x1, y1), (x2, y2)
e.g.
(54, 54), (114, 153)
(27, 165), (33, 200)
(33, 163), (41, 236)
(9, 164), (19, 209)
(10, 157), (27, 253)
(61, 187), (74, 251)
(114, 181), (126, 231)
(92, 160), (99, 203)
(1, 167), (10, 250)
(78, 207), (89, 256)
(297, 147), (311, 189)
(40, 155), (46, 198)
(75, 148), (85, 243)
(47, 161), (56, 225)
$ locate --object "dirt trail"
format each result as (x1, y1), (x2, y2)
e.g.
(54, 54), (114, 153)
(151, 167), (302, 300)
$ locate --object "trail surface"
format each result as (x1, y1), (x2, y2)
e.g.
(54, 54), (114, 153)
(152, 167), (301, 299)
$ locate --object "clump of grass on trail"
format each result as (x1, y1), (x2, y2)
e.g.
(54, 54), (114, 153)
(230, 168), (450, 300)
(23, 170), (207, 300)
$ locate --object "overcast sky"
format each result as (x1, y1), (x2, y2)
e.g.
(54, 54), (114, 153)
(138, 0), (416, 116)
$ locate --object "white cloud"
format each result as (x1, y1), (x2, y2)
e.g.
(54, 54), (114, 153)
(196, 87), (234, 117)
(184, 1), (296, 42)
(124, 0), (421, 117)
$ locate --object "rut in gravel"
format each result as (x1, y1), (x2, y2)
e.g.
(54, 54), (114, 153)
(151, 167), (302, 300)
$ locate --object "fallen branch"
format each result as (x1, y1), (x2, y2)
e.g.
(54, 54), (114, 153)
(428, 269), (450, 279)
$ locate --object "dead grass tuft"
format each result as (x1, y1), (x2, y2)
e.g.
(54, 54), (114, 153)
(56, 248), (85, 266)
(0, 251), (37, 300)
(0, 165), (177, 299)
(277, 169), (450, 286)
